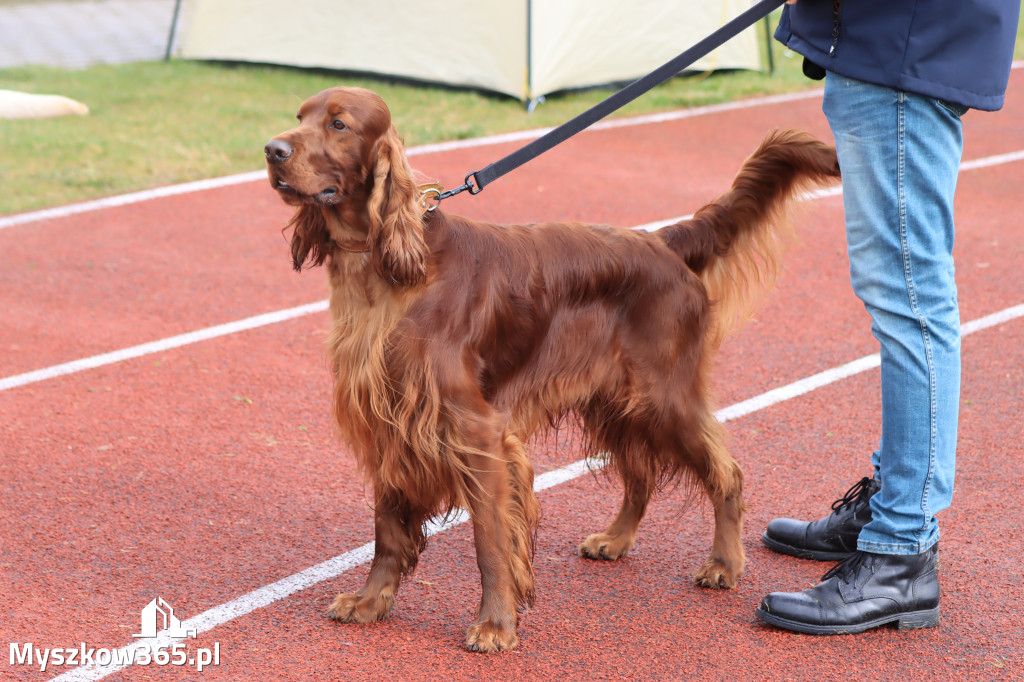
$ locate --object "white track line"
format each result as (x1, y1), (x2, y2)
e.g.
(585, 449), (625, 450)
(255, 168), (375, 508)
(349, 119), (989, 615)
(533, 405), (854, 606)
(49, 299), (1024, 682)
(0, 171), (267, 231)
(960, 149), (1024, 172)
(0, 301), (328, 392)
(633, 186), (844, 232)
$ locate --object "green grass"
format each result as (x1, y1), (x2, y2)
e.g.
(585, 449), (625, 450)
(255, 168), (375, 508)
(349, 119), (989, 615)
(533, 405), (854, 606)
(0, 16), (814, 216)
(1, 7), (1022, 216)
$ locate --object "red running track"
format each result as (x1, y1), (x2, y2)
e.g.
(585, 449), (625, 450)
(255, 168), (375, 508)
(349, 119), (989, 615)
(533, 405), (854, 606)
(2, 71), (1023, 681)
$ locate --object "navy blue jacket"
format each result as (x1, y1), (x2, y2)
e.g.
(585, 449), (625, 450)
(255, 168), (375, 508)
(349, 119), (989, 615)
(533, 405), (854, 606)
(775, 0), (1020, 111)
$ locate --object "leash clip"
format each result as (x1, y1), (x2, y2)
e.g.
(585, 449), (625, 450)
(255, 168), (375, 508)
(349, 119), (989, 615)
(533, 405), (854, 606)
(418, 183), (443, 212)
(423, 172), (482, 212)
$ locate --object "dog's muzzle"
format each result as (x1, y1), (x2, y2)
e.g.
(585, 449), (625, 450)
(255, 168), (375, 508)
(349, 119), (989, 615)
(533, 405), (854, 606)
(265, 139), (293, 164)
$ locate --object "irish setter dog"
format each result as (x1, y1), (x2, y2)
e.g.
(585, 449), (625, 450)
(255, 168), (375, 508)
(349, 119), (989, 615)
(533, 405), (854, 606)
(265, 87), (839, 652)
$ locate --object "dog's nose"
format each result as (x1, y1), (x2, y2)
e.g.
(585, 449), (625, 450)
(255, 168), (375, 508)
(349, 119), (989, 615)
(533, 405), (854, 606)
(265, 139), (293, 164)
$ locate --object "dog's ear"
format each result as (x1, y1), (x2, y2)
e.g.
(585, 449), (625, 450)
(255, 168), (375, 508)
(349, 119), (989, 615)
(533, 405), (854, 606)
(366, 126), (428, 287)
(286, 204), (332, 272)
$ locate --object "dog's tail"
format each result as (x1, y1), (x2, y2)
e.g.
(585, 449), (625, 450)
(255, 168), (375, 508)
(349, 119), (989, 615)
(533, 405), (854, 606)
(658, 129), (840, 347)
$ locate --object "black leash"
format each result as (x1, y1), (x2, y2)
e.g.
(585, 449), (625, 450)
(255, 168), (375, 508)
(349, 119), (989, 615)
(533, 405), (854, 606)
(428, 0), (786, 206)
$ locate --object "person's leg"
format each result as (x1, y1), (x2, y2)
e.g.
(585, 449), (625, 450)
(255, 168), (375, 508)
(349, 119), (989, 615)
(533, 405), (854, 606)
(826, 75), (963, 554)
(756, 73), (963, 633)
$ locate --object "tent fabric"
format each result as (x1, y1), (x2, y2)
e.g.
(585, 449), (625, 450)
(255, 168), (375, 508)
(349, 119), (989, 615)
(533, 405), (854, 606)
(177, 0), (762, 102)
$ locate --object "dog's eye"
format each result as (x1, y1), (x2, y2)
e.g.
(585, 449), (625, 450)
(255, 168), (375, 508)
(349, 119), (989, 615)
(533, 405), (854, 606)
(296, 114), (302, 122)
(331, 119), (348, 131)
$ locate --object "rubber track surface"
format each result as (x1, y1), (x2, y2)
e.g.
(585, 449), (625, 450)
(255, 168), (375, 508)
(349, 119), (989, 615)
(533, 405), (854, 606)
(2, 74), (1023, 680)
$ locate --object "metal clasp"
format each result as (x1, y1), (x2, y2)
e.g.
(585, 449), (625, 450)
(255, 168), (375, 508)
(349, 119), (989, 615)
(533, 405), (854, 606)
(418, 183), (443, 212)
(421, 172), (482, 212)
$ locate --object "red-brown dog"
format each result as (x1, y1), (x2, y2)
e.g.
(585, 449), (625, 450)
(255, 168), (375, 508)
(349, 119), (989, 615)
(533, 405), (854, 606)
(265, 86), (839, 652)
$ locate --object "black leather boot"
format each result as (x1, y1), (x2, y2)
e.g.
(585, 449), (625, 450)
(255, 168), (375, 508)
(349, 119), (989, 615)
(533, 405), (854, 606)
(755, 545), (940, 634)
(762, 476), (880, 560)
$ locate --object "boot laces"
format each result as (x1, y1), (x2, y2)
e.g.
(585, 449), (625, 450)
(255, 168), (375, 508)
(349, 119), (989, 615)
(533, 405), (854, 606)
(821, 550), (869, 584)
(830, 476), (874, 513)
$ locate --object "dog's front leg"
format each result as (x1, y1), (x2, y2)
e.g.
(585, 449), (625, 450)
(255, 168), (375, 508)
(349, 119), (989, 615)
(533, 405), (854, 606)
(328, 491), (423, 623)
(463, 432), (537, 653)
(465, 478), (520, 652)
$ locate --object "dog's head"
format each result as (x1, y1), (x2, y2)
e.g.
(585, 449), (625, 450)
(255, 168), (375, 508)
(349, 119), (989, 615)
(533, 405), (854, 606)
(265, 87), (427, 286)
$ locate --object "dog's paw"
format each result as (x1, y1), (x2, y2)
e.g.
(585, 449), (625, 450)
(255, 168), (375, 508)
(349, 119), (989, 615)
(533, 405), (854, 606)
(693, 557), (742, 590)
(327, 591), (394, 623)
(465, 620), (519, 653)
(578, 532), (633, 560)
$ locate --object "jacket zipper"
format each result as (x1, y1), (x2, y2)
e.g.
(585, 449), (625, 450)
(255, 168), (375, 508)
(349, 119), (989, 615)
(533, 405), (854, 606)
(828, 0), (842, 56)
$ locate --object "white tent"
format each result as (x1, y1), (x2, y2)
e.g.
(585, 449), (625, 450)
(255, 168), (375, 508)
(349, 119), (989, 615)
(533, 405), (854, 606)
(176, 0), (763, 105)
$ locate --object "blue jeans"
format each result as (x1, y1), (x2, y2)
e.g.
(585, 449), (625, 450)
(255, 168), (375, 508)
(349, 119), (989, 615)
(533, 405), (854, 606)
(822, 74), (965, 555)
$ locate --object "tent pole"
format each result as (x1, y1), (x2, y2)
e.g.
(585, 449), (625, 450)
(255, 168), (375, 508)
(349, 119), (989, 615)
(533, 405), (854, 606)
(165, 0), (184, 61)
(525, 0), (534, 111)
(762, 15), (775, 74)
